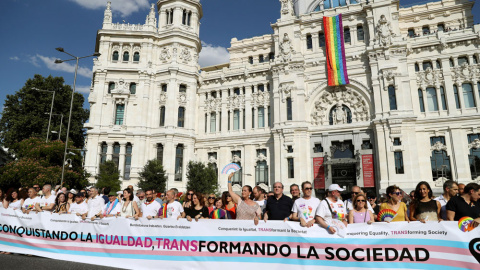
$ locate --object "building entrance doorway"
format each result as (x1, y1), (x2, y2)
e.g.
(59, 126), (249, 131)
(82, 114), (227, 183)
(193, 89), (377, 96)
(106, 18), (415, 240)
(331, 163), (357, 193)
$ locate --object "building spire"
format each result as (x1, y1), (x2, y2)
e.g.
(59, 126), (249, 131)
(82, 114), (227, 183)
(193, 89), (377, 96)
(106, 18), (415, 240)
(103, 1), (112, 27)
(145, 3), (157, 26)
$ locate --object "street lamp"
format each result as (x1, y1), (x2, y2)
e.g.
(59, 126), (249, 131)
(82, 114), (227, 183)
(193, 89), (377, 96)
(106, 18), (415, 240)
(55, 47), (100, 188)
(44, 113), (63, 141)
(33, 87), (55, 143)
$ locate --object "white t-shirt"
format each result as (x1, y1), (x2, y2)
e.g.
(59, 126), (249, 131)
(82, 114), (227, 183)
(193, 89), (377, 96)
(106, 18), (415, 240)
(316, 198), (347, 225)
(69, 201), (88, 215)
(161, 201), (184, 219)
(38, 195), (56, 209)
(292, 197), (321, 222)
(434, 194), (448, 220)
(141, 200), (161, 217)
(23, 197), (41, 211)
(344, 198), (375, 214)
(103, 200), (122, 216)
(87, 195), (105, 218)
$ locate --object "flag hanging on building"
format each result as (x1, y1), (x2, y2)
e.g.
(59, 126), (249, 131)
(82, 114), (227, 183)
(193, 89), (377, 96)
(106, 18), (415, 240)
(323, 14), (350, 86)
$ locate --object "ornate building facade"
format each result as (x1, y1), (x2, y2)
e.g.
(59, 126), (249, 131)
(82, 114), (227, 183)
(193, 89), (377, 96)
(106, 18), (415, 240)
(84, 0), (480, 196)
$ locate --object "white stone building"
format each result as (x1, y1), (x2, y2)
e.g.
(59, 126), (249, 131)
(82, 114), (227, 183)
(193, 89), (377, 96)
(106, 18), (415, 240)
(84, 0), (480, 196)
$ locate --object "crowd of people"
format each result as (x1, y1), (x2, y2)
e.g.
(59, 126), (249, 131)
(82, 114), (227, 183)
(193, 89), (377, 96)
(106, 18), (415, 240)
(1, 175), (479, 235)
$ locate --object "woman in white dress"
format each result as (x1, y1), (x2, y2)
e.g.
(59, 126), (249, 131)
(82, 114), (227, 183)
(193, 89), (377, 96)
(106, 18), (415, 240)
(3, 189), (24, 210)
(120, 188), (140, 219)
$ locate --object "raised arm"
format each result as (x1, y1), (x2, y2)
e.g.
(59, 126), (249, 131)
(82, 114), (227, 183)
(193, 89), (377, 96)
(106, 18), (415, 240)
(228, 173), (241, 204)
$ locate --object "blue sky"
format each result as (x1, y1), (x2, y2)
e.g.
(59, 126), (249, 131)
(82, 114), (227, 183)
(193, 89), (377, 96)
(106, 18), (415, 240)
(0, 0), (478, 112)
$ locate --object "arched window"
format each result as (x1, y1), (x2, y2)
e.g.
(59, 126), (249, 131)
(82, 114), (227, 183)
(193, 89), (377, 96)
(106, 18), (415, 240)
(422, 26), (430, 35)
(182, 10), (187, 25)
(458, 56), (469, 66)
(306, 34), (313, 49)
(268, 52), (275, 61)
(129, 83), (136, 94)
(162, 84), (167, 92)
(108, 82), (115, 94)
(453, 85), (461, 109)
(440, 86), (447, 110)
(112, 143), (120, 167)
(344, 27), (351, 43)
(423, 61), (433, 70)
(123, 51), (129, 61)
(436, 60), (442, 69)
(286, 98), (293, 120)
(329, 105), (352, 125)
(187, 11), (192, 26)
(258, 84), (264, 92)
(233, 109), (240, 130)
(112, 51), (119, 61)
(210, 112), (216, 133)
(259, 54), (265, 63)
(414, 63), (420, 72)
(430, 137), (451, 181)
(418, 89), (425, 112)
(157, 143), (164, 165)
(255, 149), (268, 185)
(178, 107), (185, 127)
(357, 25), (364, 41)
(124, 143), (132, 180)
(408, 28), (415, 38)
(314, 5), (321, 11)
(388, 85), (397, 110)
(473, 55), (478, 64)
(248, 56), (253, 64)
(437, 23), (445, 32)
(174, 144), (184, 181)
(463, 83), (476, 108)
(179, 84), (187, 93)
(258, 107), (265, 128)
(99, 142), (107, 165)
(115, 104), (125, 125)
(426, 87), (439, 111)
(160, 106), (165, 127)
(133, 52), (140, 62)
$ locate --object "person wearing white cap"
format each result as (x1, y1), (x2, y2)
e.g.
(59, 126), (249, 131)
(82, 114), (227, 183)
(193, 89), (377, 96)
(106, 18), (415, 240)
(315, 184), (348, 234)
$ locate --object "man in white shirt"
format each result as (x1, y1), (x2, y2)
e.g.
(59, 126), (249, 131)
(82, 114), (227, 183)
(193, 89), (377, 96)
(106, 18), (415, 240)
(142, 189), (161, 219)
(435, 180), (458, 220)
(22, 188), (41, 214)
(35, 184), (56, 212)
(292, 181), (320, 227)
(316, 184), (348, 234)
(159, 189), (185, 220)
(253, 186), (266, 214)
(87, 187), (105, 220)
(69, 192), (88, 218)
(344, 186), (375, 215)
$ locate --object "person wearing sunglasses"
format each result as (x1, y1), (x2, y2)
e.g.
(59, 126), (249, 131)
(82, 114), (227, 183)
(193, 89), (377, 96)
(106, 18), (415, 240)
(227, 173), (261, 225)
(222, 191), (237, 219)
(379, 185), (409, 222)
(344, 186), (375, 216)
(183, 190), (194, 209)
(315, 184), (348, 234)
(348, 194), (374, 224)
(291, 181), (320, 228)
(206, 194), (216, 215)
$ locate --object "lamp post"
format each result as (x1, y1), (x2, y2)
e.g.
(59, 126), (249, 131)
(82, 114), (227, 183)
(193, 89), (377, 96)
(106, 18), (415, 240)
(55, 48), (100, 188)
(44, 113), (63, 141)
(33, 88), (55, 143)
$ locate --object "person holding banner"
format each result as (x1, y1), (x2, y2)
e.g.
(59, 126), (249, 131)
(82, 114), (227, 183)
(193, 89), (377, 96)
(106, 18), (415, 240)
(142, 189), (162, 220)
(52, 192), (68, 214)
(185, 192), (210, 222)
(120, 188), (140, 219)
(446, 183), (480, 226)
(409, 181), (441, 222)
(228, 173), (261, 225)
(379, 185), (409, 222)
(348, 193), (374, 224)
(102, 191), (121, 218)
(3, 189), (23, 210)
(264, 182), (293, 222)
(315, 184), (348, 234)
(159, 189), (185, 220)
(209, 198), (231, 219)
(291, 181), (320, 228)
(34, 184), (56, 212)
(21, 187), (41, 214)
(68, 192), (88, 217)
(222, 191), (237, 219)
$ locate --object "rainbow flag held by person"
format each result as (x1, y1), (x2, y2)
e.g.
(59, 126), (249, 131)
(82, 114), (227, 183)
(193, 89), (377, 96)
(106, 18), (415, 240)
(323, 14), (350, 86)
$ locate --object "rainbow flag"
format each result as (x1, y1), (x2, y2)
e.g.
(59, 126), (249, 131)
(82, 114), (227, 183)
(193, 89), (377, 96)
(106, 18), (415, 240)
(323, 14), (349, 86)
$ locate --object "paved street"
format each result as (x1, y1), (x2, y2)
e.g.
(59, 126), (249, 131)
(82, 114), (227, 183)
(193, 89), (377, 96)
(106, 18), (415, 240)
(0, 253), (121, 270)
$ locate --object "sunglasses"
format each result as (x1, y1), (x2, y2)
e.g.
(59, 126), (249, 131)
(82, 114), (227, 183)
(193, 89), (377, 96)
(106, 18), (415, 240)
(356, 200), (366, 202)
(352, 192), (359, 195)
(391, 192), (401, 196)
(188, 193), (194, 196)
(304, 187), (313, 190)
(208, 197), (215, 199)
(226, 195), (231, 197)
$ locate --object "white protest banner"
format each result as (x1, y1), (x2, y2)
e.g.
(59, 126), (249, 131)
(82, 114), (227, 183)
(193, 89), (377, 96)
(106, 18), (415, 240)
(0, 208), (479, 270)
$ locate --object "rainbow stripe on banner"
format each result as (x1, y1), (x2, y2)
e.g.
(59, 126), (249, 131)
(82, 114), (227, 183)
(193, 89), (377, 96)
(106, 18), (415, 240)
(323, 14), (350, 86)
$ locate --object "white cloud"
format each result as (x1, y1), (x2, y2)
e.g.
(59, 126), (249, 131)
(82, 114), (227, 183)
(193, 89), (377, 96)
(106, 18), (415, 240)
(75, 85), (91, 94)
(199, 42), (230, 67)
(10, 56), (19, 61)
(32, 54), (92, 78)
(68, 0), (150, 17)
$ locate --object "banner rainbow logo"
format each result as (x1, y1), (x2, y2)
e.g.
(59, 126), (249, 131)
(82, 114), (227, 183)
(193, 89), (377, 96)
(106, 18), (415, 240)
(221, 163), (241, 175)
(458, 216), (475, 232)
(323, 14), (350, 86)
(377, 209), (396, 222)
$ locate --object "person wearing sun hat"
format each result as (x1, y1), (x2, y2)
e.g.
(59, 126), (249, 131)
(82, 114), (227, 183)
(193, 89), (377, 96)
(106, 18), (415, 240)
(102, 191), (122, 217)
(315, 184), (348, 234)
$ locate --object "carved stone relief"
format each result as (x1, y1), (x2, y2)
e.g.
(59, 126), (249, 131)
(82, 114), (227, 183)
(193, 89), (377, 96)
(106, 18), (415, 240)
(416, 67), (444, 89)
(279, 83), (293, 102)
(469, 139), (480, 149)
(159, 47), (171, 62)
(431, 141), (447, 152)
(251, 91), (270, 108)
(179, 48), (192, 63)
(111, 79), (130, 95)
(375, 15), (395, 47)
(451, 63), (480, 84)
(278, 33), (294, 62)
(204, 97), (221, 112)
(228, 94), (245, 110)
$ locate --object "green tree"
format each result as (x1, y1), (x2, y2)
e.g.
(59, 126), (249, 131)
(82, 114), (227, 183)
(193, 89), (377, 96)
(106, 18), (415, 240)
(95, 161), (121, 191)
(137, 159), (167, 193)
(186, 161), (218, 194)
(0, 138), (89, 190)
(0, 74), (89, 151)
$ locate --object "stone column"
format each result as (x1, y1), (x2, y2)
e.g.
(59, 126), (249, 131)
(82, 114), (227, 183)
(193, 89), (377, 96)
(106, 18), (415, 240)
(119, 142), (126, 179)
(107, 142), (113, 160)
(440, 58), (458, 115)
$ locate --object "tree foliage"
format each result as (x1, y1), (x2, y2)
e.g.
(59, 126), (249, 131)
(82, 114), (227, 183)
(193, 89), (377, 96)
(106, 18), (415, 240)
(95, 161), (121, 192)
(137, 159), (167, 193)
(0, 138), (90, 190)
(0, 74), (89, 151)
(186, 161), (218, 194)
